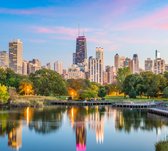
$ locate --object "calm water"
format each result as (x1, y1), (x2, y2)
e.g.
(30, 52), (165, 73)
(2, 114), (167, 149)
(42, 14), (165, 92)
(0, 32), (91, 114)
(0, 106), (168, 151)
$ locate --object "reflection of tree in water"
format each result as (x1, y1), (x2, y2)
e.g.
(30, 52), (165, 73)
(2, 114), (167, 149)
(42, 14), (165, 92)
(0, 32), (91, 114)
(115, 109), (168, 133)
(0, 110), (22, 150)
(0, 110), (21, 136)
(28, 107), (66, 134)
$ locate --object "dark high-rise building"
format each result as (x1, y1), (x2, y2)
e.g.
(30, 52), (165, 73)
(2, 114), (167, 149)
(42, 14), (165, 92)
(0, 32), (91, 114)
(73, 36), (87, 64)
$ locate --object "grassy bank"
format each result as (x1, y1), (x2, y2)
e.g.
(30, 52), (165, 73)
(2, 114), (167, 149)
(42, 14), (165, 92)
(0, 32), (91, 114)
(8, 95), (168, 108)
(156, 141), (168, 151)
(10, 95), (68, 108)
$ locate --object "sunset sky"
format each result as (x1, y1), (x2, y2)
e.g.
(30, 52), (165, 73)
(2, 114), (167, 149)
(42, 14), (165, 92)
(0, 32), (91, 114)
(0, 0), (168, 68)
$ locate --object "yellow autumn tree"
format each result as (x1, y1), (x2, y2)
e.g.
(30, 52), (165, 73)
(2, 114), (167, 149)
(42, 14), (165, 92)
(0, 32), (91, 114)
(19, 79), (34, 95)
(0, 84), (9, 103)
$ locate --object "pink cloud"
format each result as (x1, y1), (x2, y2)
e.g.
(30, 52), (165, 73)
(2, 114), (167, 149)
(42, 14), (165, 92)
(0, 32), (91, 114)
(32, 26), (93, 40)
(120, 5), (168, 30)
(35, 26), (77, 36)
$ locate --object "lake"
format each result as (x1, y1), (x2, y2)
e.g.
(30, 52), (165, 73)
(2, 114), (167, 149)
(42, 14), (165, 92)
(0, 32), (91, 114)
(0, 106), (168, 151)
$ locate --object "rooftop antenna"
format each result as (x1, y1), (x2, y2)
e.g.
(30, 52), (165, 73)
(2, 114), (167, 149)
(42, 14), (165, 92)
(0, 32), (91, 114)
(78, 24), (80, 36)
(82, 28), (84, 36)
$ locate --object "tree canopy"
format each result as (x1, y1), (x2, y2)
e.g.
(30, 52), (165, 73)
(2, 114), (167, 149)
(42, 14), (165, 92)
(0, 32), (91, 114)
(29, 69), (67, 96)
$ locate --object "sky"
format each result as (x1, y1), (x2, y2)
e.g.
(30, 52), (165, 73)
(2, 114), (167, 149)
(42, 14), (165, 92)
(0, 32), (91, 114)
(0, 0), (168, 68)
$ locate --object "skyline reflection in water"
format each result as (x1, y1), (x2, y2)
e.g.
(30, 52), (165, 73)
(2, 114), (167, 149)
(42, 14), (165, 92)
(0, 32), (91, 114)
(0, 106), (168, 151)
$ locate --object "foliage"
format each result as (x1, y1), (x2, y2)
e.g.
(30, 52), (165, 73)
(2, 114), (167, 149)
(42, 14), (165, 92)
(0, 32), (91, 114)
(78, 90), (97, 100)
(29, 69), (67, 96)
(67, 79), (92, 91)
(156, 141), (168, 151)
(67, 79), (100, 99)
(163, 87), (168, 98)
(0, 68), (24, 91)
(116, 67), (131, 93)
(98, 87), (107, 98)
(8, 87), (18, 100)
(123, 74), (143, 98)
(19, 79), (34, 95)
(0, 84), (9, 103)
(105, 83), (119, 95)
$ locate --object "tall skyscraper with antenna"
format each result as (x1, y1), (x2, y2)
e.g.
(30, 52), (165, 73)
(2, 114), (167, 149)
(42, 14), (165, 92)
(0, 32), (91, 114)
(73, 26), (87, 64)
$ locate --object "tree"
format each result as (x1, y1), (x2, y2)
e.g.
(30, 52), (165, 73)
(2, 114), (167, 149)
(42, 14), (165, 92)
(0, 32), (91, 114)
(123, 74), (143, 98)
(116, 67), (131, 93)
(163, 87), (168, 98)
(29, 69), (67, 96)
(19, 79), (34, 95)
(67, 79), (92, 91)
(146, 74), (166, 98)
(105, 83), (120, 96)
(0, 84), (9, 103)
(98, 87), (107, 98)
(78, 90), (97, 100)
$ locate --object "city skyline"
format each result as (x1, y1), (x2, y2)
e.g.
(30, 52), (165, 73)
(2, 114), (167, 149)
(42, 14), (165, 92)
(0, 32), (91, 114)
(0, 0), (168, 68)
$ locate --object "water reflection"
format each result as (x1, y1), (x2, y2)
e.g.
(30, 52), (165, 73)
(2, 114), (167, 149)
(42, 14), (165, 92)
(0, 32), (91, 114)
(8, 120), (22, 150)
(0, 106), (168, 151)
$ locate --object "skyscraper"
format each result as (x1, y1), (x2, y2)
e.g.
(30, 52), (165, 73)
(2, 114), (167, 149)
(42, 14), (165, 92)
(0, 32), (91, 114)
(27, 59), (41, 74)
(130, 54), (139, 74)
(114, 54), (120, 70)
(154, 58), (165, 74)
(155, 50), (161, 59)
(0, 51), (9, 68)
(73, 35), (87, 64)
(9, 39), (23, 74)
(114, 54), (125, 70)
(145, 58), (153, 72)
(54, 61), (63, 75)
(46, 62), (52, 70)
(88, 47), (104, 85)
(22, 60), (28, 75)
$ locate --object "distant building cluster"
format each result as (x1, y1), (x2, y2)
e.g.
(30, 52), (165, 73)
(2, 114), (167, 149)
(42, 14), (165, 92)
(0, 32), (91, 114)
(0, 37), (168, 85)
(145, 50), (167, 74)
(0, 39), (63, 76)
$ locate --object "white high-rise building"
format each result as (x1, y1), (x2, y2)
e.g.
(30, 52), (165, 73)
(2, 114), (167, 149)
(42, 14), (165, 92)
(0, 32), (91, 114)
(27, 59), (41, 74)
(155, 50), (161, 59)
(154, 58), (165, 74)
(131, 54), (139, 74)
(0, 51), (9, 68)
(89, 47), (104, 85)
(54, 61), (63, 75)
(145, 58), (153, 72)
(67, 64), (85, 79)
(9, 39), (23, 74)
(22, 60), (28, 75)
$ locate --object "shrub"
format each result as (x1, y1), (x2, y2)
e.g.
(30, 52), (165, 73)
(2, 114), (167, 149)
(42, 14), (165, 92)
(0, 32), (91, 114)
(0, 84), (9, 103)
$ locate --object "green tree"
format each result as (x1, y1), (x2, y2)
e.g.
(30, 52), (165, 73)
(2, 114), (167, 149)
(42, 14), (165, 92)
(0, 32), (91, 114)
(146, 74), (166, 98)
(123, 74), (143, 98)
(29, 69), (67, 96)
(0, 84), (9, 103)
(67, 79), (92, 91)
(163, 87), (168, 98)
(98, 87), (107, 98)
(78, 90), (97, 100)
(164, 71), (168, 85)
(116, 67), (131, 93)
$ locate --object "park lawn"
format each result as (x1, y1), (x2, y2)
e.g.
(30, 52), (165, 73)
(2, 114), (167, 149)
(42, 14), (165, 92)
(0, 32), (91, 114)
(16, 95), (68, 101)
(156, 141), (168, 151)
